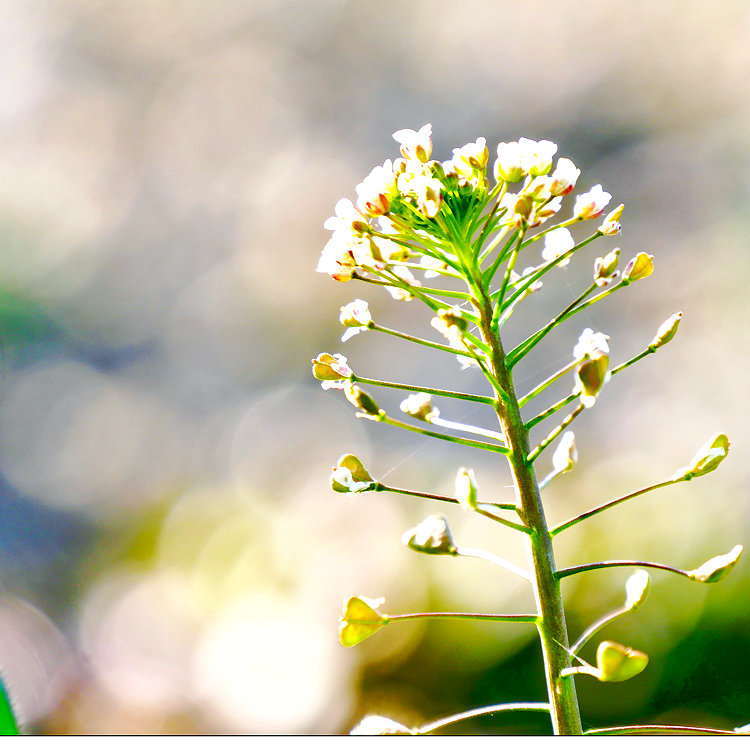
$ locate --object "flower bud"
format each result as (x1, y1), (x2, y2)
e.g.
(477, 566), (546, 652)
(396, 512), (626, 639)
(400, 392), (439, 422)
(344, 383), (381, 416)
(455, 467), (478, 511)
(402, 514), (457, 556)
(687, 545), (743, 583)
(329, 454), (376, 493)
(594, 248), (620, 286)
(573, 184), (612, 220)
(650, 312), (682, 350)
(595, 641), (649, 683)
(413, 175), (443, 218)
(679, 433), (730, 479)
(312, 352), (352, 387)
(574, 351), (609, 408)
(339, 595), (388, 647)
(452, 137), (489, 172)
(494, 141), (526, 183)
(573, 328), (610, 359)
(548, 157), (580, 196)
(520, 138), (558, 177)
(355, 160), (398, 217)
(623, 252), (654, 283)
(513, 194), (534, 224)
(350, 716), (415, 736)
(339, 299), (372, 328)
(598, 203), (624, 235)
(392, 124), (432, 162)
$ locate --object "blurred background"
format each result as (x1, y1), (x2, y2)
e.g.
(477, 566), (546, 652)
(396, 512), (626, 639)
(0, 0), (749, 735)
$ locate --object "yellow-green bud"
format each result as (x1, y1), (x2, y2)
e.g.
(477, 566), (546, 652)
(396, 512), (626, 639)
(574, 351), (609, 407)
(594, 248), (620, 285)
(339, 299), (372, 328)
(596, 641), (649, 683)
(339, 595), (388, 647)
(344, 383), (381, 416)
(455, 467), (478, 511)
(623, 252), (654, 283)
(650, 312), (682, 349)
(683, 433), (730, 479)
(312, 352), (353, 384)
(687, 545), (743, 583)
(402, 514), (457, 556)
(598, 203), (624, 235)
(513, 194), (534, 222)
(329, 454), (376, 493)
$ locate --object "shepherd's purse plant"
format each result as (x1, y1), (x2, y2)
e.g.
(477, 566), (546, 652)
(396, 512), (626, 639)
(312, 125), (746, 736)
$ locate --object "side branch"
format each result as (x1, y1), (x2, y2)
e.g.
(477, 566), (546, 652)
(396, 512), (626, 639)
(351, 374), (495, 405)
(550, 478), (684, 536)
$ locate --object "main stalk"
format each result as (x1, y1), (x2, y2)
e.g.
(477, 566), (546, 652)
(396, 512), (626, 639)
(475, 289), (583, 736)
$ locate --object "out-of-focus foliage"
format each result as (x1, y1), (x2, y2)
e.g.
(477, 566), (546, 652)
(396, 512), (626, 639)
(0, 0), (748, 734)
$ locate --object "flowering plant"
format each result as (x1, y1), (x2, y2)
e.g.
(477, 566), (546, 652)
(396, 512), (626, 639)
(313, 124), (744, 736)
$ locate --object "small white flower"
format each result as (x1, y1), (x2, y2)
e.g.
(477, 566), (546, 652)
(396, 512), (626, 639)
(392, 124), (432, 162)
(409, 173), (443, 218)
(542, 227), (575, 266)
(340, 299), (372, 327)
(355, 160), (398, 216)
(573, 328), (610, 359)
(552, 431), (578, 473)
(495, 141), (526, 183)
(548, 157), (581, 196)
(518, 137), (558, 176)
(574, 184), (612, 220)
(317, 232), (361, 281)
(323, 198), (368, 235)
(339, 299), (372, 341)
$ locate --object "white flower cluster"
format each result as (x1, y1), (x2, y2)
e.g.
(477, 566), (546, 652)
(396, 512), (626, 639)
(318, 125), (620, 287)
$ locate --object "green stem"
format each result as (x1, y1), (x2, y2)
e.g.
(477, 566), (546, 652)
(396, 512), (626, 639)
(528, 404), (585, 464)
(369, 323), (475, 358)
(550, 477), (684, 536)
(417, 703), (551, 735)
(585, 725), (744, 736)
(375, 413), (510, 455)
(524, 344), (660, 431)
(509, 283), (598, 367)
(475, 506), (533, 534)
(571, 605), (631, 655)
(473, 279), (583, 735)
(429, 415), (506, 443)
(518, 359), (580, 407)
(374, 483), (518, 512)
(350, 373), (495, 405)
(556, 559), (694, 581)
(387, 611), (539, 624)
